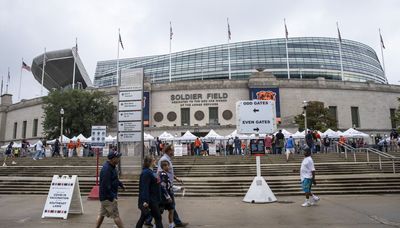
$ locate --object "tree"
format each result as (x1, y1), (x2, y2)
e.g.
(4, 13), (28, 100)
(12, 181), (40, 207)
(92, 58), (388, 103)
(294, 101), (337, 132)
(42, 89), (115, 139)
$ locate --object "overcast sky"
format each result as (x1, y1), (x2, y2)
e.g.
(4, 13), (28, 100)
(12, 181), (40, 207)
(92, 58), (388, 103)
(1, 0), (400, 103)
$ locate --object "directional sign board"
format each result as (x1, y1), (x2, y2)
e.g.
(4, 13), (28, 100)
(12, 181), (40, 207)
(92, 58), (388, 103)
(91, 126), (106, 148)
(236, 100), (277, 134)
(118, 68), (144, 143)
(118, 132), (141, 142)
(118, 121), (141, 132)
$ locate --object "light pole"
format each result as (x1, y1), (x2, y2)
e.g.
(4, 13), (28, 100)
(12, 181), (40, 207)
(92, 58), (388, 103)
(60, 108), (64, 157)
(303, 101), (308, 134)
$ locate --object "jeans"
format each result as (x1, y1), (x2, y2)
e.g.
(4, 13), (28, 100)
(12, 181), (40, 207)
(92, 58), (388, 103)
(136, 203), (163, 228)
(33, 150), (42, 159)
(145, 195), (183, 226)
(194, 147), (200, 156)
(234, 146), (241, 155)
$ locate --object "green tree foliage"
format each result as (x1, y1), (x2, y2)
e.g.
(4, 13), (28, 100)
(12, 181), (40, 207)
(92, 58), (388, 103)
(294, 101), (337, 132)
(42, 89), (115, 139)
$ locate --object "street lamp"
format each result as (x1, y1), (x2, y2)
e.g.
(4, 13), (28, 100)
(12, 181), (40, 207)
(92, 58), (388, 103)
(60, 108), (64, 157)
(303, 101), (308, 133)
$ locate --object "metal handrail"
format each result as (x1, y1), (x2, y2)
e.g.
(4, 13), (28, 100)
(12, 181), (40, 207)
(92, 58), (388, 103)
(334, 141), (398, 174)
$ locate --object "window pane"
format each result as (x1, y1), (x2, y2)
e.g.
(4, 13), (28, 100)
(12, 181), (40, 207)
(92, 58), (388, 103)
(351, 107), (360, 128)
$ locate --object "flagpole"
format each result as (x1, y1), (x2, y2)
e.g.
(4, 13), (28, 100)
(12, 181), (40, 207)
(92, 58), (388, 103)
(1, 76), (3, 96)
(336, 22), (344, 81)
(379, 29), (388, 84)
(72, 37), (77, 89)
(18, 58), (23, 100)
(6, 67), (9, 94)
(169, 21), (172, 82)
(284, 18), (290, 79)
(41, 48), (46, 96)
(227, 18), (232, 80)
(116, 29), (120, 87)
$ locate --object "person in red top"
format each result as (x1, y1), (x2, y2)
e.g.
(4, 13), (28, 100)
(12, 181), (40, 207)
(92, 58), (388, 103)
(264, 135), (272, 153)
(67, 140), (75, 157)
(194, 138), (201, 156)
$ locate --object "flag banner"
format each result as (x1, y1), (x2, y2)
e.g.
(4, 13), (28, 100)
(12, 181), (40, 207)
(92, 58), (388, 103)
(380, 32), (385, 49)
(227, 18), (231, 40)
(22, 61), (31, 71)
(170, 22), (173, 40)
(7, 69), (10, 82)
(284, 19), (289, 40)
(337, 23), (342, 43)
(119, 33), (124, 50)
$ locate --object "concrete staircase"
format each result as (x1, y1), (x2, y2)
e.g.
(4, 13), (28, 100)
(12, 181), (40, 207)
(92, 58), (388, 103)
(0, 152), (399, 196)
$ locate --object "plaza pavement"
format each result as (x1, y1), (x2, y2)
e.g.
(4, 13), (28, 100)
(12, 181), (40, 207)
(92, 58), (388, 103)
(0, 194), (400, 227)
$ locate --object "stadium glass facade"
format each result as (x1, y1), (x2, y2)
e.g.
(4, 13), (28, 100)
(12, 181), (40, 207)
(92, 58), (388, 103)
(94, 37), (386, 87)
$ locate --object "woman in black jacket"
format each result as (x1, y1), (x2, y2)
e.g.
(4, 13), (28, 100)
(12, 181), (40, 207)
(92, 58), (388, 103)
(136, 155), (162, 228)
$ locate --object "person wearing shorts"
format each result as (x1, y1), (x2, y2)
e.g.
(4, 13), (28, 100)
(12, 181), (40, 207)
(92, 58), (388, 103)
(300, 148), (319, 207)
(285, 136), (295, 162)
(96, 151), (125, 228)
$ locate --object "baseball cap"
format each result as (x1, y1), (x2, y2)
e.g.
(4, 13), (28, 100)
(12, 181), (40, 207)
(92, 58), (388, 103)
(107, 151), (122, 159)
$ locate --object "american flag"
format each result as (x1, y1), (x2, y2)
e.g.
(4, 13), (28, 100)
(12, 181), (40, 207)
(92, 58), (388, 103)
(22, 61), (31, 71)
(337, 22), (342, 43)
(170, 22), (173, 40)
(284, 18), (289, 40)
(379, 30), (385, 49)
(227, 18), (231, 40)
(119, 32), (124, 50)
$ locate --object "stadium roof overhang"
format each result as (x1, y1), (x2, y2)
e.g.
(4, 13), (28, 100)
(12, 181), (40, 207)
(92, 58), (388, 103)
(31, 48), (92, 90)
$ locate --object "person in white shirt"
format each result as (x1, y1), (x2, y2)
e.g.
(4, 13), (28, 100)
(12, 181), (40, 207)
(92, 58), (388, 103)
(300, 147), (320, 207)
(33, 139), (44, 160)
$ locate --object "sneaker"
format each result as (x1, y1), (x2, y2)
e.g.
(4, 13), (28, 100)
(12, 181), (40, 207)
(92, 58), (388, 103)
(11, 161), (17, 165)
(33, 158), (37, 160)
(301, 199), (311, 207)
(2, 163), (6, 167)
(169, 224), (175, 228)
(175, 222), (189, 227)
(312, 194), (320, 202)
(143, 223), (153, 228)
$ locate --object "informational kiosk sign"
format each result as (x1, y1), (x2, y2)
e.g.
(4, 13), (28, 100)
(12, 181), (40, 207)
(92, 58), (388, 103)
(118, 68), (144, 143)
(42, 175), (83, 219)
(236, 100), (277, 134)
(91, 126), (106, 148)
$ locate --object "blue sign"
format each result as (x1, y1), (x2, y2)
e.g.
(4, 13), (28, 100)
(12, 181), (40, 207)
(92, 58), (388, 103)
(143, 91), (150, 126)
(249, 88), (281, 118)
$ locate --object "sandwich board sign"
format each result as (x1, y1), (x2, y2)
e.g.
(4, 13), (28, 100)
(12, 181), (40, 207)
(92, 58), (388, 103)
(42, 175), (84, 219)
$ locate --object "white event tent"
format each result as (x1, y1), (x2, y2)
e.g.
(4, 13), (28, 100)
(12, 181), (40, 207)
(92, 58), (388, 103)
(144, 133), (155, 141)
(340, 128), (369, 138)
(322, 129), (340, 138)
(203, 129), (224, 140)
(273, 129), (292, 138)
(178, 131), (197, 141)
(159, 131), (175, 141)
(225, 130), (250, 140)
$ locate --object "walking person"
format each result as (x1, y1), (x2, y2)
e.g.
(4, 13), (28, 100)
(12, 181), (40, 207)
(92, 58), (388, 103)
(305, 130), (315, 152)
(145, 145), (188, 227)
(33, 138), (44, 160)
(300, 148), (320, 207)
(275, 130), (285, 154)
(95, 151), (125, 228)
(159, 160), (176, 228)
(136, 155), (163, 228)
(234, 136), (241, 155)
(323, 136), (331, 153)
(3, 142), (17, 166)
(67, 140), (75, 157)
(52, 138), (61, 157)
(285, 136), (295, 162)
(194, 138), (201, 156)
(264, 134), (272, 153)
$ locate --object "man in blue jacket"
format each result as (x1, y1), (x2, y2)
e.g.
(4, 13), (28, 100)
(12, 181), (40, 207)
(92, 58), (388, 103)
(96, 151), (125, 228)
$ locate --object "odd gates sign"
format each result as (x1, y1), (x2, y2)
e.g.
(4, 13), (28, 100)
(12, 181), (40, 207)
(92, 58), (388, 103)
(236, 100), (277, 134)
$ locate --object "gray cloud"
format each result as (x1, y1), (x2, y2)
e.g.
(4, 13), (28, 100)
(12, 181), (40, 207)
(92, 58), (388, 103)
(1, 0), (399, 103)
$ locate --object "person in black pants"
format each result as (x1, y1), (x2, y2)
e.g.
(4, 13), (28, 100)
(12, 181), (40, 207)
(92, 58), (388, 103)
(136, 155), (163, 228)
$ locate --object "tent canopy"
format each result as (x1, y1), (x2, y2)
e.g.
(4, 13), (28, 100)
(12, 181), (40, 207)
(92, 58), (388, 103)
(178, 131), (197, 141)
(203, 129), (224, 140)
(225, 130), (249, 140)
(322, 129), (340, 138)
(159, 131), (175, 141)
(144, 133), (155, 141)
(340, 128), (369, 138)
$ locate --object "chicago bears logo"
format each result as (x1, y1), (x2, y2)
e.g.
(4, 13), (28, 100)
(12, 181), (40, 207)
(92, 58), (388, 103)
(256, 91), (276, 101)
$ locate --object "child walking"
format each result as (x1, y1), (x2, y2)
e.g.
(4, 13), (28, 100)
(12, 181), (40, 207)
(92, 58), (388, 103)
(160, 160), (175, 228)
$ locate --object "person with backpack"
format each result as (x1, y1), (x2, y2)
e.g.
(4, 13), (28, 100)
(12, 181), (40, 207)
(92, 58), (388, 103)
(3, 141), (17, 166)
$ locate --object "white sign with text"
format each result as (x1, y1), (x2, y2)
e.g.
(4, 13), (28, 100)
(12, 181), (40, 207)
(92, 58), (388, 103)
(236, 100), (277, 134)
(42, 175), (83, 219)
